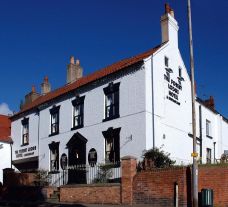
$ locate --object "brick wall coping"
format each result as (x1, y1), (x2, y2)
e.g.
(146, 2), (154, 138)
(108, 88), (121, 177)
(198, 164), (228, 168)
(138, 166), (187, 173)
(60, 183), (120, 188)
(121, 155), (137, 160)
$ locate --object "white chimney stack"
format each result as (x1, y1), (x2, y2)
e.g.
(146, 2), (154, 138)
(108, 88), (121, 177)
(161, 3), (179, 47)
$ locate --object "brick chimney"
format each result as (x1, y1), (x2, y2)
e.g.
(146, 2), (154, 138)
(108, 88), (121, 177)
(41, 76), (51, 95)
(24, 85), (40, 106)
(67, 56), (83, 84)
(161, 3), (179, 47)
(204, 96), (215, 109)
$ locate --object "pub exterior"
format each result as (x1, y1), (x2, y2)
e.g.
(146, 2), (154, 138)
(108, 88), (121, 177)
(10, 4), (228, 185)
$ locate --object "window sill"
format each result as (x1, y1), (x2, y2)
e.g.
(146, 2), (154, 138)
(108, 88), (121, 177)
(21, 143), (29, 147)
(206, 135), (213, 139)
(103, 114), (120, 122)
(49, 132), (59, 137)
(71, 125), (84, 131)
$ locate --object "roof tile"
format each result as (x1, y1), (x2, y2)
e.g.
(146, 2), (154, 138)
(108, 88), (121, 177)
(12, 43), (164, 118)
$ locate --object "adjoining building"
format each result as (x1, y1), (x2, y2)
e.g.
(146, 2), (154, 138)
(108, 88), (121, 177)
(10, 4), (228, 184)
(0, 115), (12, 184)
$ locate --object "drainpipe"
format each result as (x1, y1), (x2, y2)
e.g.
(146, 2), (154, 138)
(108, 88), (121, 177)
(37, 108), (40, 170)
(10, 141), (13, 168)
(151, 57), (155, 149)
(213, 142), (216, 163)
(199, 105), (202, 163)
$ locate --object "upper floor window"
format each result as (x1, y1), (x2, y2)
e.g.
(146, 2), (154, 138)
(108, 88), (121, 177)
(72, 96), (85, 130)
(21, 117), (29, 146)
(206, 119), (212, 138)
(49, 105), (60, 136)
(165, 56), (169, 67)
(49, 141), (59, 172)
(179, 67), (182, 77)
(103, 82), (120, 121)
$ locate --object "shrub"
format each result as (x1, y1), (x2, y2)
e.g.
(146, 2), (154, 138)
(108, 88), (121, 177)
(138, 147), (175, 171)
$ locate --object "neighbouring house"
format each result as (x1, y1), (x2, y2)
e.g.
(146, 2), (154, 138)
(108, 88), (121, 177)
(9, 4), (228, 186)
(0, 115), (12, 184)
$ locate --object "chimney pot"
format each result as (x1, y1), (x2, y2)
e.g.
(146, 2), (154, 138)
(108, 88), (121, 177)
(32, 85), (36, 93)
(67, 56), (83, 84)
(76, 59), (80, 65)
(41, 76), (51, 95)
(70, 56), (75, 64)
(44, 76), (48, 83)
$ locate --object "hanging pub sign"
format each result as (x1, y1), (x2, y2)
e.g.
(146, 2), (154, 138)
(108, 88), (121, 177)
(60, 153), (68, 170)
(88, 148), (97, 167)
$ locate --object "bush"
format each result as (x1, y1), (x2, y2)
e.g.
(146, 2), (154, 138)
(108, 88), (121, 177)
(33, 170), (50, 186)
(138, 147), (175, 171)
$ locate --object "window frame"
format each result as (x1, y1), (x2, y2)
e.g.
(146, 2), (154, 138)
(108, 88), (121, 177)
(103, 82), (120, 122)
(206, 148), (212, 164)
(49, 105), (60, 136)
(206, 119), (212, 138)
(71, 96), (85, 130)
(49, 141), (60, 172)
(165, 56), (169, 67)
(102, 127), (121, 165)
(21, 117), (29, 146)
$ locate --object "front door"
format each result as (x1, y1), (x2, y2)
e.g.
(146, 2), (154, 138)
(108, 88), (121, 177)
(67, 133), (87, 184)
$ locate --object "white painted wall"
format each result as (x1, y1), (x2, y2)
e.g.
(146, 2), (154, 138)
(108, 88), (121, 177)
(11, 112), (39, 165)
(36, 64), (148, 170)
(0, 142), (11, 183)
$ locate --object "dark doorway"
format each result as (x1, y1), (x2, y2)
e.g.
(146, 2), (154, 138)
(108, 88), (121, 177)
(66, 132), (87, 184)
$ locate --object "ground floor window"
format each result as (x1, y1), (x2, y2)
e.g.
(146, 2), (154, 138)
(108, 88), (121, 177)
(48, 141), (60, 172)
(206, 148), (212, 164)
(102, 127), (121, 163)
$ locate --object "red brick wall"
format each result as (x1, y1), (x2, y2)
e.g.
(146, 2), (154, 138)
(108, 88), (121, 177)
(121, 156), (137, 205)
(4, 172), (36, 186)
(60, 184), (121, 204)
(198, 166), (228, 206)
(133, 168), (188, 206)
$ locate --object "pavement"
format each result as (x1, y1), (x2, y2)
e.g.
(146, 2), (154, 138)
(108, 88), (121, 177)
(0, 201), (153, 207)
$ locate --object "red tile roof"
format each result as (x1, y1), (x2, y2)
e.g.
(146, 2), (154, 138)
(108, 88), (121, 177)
(12, 43), (165, 119)
(0, 115), (11, 143)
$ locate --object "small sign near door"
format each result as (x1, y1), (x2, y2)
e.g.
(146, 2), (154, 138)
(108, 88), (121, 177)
(60, 153), (68, 170)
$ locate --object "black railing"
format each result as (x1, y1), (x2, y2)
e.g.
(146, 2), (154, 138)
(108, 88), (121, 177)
(49, 162), (121, 187)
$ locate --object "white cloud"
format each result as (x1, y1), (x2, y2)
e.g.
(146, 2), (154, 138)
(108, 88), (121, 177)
(0, 103), (13, 115)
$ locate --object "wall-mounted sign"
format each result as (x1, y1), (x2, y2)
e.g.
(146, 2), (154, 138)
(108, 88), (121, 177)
(88, 148), (97, 167)
(60, 153), (68, 170)
(15, 146), (36, 158)
(164, 68), (182, 105)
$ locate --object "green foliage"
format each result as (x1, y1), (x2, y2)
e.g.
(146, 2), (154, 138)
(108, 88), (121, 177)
(33, 169), (51, 186)
(93, 163), (115, 183)
(138, 147), (175, 171)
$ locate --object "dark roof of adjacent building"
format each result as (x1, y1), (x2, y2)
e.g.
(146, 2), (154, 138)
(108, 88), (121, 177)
(196, 97), (228, 124)
(0, 115), (12, 143)
(11, 43), (165, 119)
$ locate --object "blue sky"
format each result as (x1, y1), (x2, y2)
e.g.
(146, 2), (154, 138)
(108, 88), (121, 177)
(0, 0), (227, 117)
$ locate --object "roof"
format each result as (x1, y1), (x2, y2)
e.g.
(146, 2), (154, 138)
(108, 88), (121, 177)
(11, 43), (165, 119)
(196, 97), (228, 123)
(0, 115), (11, 143)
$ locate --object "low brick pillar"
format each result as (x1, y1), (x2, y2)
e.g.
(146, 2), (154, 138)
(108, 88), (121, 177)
(121, 156), (137, 205)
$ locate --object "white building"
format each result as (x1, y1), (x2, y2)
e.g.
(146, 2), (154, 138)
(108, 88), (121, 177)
(10, 4), (228, 183)
(0, 115), (12, 184)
